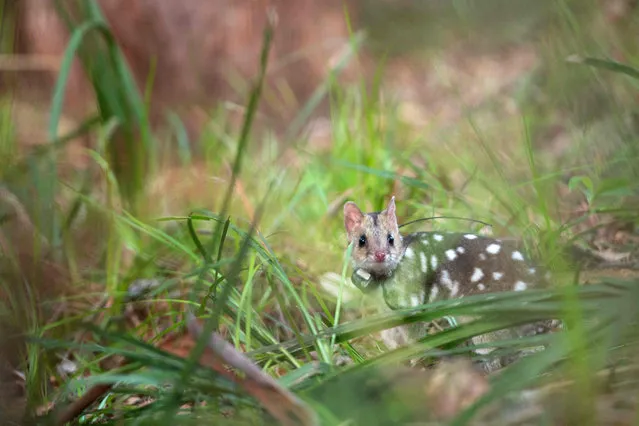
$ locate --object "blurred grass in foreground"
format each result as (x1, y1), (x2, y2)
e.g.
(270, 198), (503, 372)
(1, 0), (639, 425)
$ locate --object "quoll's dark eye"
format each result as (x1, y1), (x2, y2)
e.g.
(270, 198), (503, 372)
(358, 234), (367, 247)
(387, 233), (394, 246)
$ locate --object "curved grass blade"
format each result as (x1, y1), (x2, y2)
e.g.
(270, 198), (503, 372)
(567, 55), (639, 81)
(248, 280), (632, 361)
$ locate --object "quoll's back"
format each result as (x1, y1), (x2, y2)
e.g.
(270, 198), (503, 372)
(378, 231), (548, 308)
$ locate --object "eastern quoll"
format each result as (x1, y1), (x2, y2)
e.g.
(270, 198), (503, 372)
(343, 196), (561, 372)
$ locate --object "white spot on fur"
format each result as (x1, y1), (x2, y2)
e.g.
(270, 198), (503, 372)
(470, 268), (484, 282)
(440, 270), (453, 288)
(511, 250), (524, 261)
(492, 272), (504, 280)
(479, 253), (487, 261)
(420, 252), (428, 273)
(433, 234), (444, 241)
(456, 246), (465, 254)
(445, 249), (457, 261)
(430, 255), (438, 270)
(428, 285), (439, 302)
(464, 234), (478, 240)
(477, 283), (486, 291)
(404, 248), (415, 259)
(450, 281), (459, 297)
(514, 281), (528, 291)
(528, 268), (536, 275)
(486, 243), (501, 254)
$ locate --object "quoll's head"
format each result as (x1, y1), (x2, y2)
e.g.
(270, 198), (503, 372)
(343, 196), (404, 277)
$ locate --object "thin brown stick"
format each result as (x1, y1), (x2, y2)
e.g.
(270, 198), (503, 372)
(187, 315), (318, 426)
(55, 382), (116, 425)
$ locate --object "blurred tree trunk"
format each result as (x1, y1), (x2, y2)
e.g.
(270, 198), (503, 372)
(13, 0), (362, 137)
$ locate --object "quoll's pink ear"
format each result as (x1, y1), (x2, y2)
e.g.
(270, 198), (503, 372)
(385, 196), (396, 217)
(343, 201), (364, 235)
(384, 196), (399, 230)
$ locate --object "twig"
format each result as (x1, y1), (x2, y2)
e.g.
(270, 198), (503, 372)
(187, 314), (319, 426)
(55, 382), (117, 425)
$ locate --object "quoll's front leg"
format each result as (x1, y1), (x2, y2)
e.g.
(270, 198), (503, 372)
(351, 266), (431, 353)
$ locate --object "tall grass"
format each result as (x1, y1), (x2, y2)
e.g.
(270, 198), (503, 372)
(1, 0), (639, 425)
(53, 0), (153, 213)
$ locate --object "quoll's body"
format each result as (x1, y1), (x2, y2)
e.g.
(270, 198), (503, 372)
(352, 231), (546, 308)
(344, 197), (558, 372)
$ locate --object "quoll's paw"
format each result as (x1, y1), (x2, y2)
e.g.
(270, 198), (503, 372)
(470, 318), (563, 374)
(517, 319), (565, 337)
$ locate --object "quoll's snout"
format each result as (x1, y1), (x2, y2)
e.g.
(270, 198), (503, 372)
(374, 251), (387, 262)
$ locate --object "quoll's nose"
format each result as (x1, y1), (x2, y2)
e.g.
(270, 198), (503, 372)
(374, 251), (386, 262)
